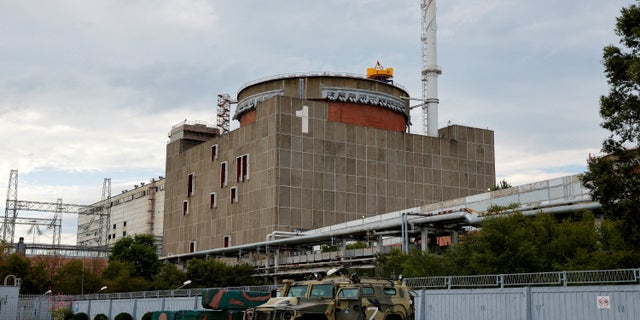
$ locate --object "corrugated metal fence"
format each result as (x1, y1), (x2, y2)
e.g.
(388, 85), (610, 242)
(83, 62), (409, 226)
(407, 268), (640, 320)
(15, 269), (640, 320)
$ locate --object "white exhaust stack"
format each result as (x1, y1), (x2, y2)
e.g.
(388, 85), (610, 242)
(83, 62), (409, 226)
(421, 0), (442, 136)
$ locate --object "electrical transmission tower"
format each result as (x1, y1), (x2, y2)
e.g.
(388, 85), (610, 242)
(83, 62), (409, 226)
(1, 169), (109, 246)
(98, 178), (111, 248)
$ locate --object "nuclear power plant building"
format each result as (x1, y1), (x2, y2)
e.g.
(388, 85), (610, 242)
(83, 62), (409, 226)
(162, 73), (495, 257)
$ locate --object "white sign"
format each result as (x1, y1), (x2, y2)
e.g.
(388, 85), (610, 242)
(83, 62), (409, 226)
(295, 106), (309, 134)
(597, 296), (610, 309)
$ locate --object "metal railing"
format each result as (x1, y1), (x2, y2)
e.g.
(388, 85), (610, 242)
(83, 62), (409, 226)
(237, 71), (410, 94)
(69, 284), (276, 301)
(404, 268), (640, 289)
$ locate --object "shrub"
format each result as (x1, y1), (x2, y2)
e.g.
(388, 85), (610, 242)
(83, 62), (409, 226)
(114, 313), (133, 320)
(141, 312), (153, 320)
(72, 313), (89, 320)
(93, 314), (108, 320)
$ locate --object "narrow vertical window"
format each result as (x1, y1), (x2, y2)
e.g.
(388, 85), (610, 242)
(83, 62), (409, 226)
(187, 173), (195, 197)
(236, 154), (250, 182)
(242, 154), (249, 181)
(223, 236), (231, 248)
(183, 200), (189, 215)
(189, 241), (196, 253)
(230, 186), (237, 203)
(210, 192), (217, 208)
(211, 144), (218, 161)
(221, 162), (228, 188)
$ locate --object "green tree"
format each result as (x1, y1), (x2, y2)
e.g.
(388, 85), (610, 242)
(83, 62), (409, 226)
(187, 258), (232, 287)
(0, 253), (50, 294)
(186, 259), (258, 287)
(581, 1), (640, 248)
(401, 251), (447, 277)
(53, 260), (102, 295)
(374, 249), (409, 278)
(109, 234), (160, 280)
(102, 260), (151, 292)
(152, 263), (188, 290)
(229, 263), (261, 286)
(489, 179), (512, 191)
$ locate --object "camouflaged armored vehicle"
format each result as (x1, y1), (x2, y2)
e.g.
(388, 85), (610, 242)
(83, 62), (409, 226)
(251, 268), (414, 320)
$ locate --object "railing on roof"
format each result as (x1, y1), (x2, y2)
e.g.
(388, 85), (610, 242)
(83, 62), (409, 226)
(170, 120), (215, 130)
(237, 72), (409, 94)
(404, 268), (640, 289)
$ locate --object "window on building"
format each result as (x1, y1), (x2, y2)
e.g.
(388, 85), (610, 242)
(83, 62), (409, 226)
(183, 200), (189, 215)
(113, 224), (116, 230)
(210, 192), (217, 208)
(187, 173), (195, 197)
(236, 154), (250, 182)
(221, 162), (228, 188)
(211, 144), (218, 161)
(123, 231), (127, 237)
(223, 236), (231, 248)
(123, 221), (127, 227)
(230, 187), (237, 203)
(189, 241), (196, 253)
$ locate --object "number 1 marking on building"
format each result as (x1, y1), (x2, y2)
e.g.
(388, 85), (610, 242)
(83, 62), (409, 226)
(296, 105), (309, 134)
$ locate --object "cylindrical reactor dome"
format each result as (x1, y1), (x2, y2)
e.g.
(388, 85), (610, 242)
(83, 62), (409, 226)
(235, 73), (410, 132)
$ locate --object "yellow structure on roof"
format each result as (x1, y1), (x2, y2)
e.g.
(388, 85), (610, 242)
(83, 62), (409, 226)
(367, 61), (394, 83)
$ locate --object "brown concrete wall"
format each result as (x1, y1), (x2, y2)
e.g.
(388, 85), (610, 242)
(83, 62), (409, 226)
(163, 94), (495, 256)
(164, 99), (279, 256)
(239, 109), (257, 126)
(327, 102), (406, 132)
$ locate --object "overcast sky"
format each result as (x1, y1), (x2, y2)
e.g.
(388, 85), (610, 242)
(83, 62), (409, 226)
(0, 0), (634, 245)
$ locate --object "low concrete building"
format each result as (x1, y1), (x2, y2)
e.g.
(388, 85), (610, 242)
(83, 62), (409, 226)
(77, 178), (165, 252)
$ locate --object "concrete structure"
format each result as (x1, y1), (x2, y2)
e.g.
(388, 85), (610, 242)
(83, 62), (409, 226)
(163, 73), (495, 258)
(77, 178), (165, 251)
(161, 174), (598, 279)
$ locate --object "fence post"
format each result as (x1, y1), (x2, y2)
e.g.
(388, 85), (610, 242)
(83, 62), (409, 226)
(108, 297), (113, 319)
(561, 271), (567, 287)
(523, 286), (532, 320)
(132, 298), (138, 320)
(420, 289), (427, 320)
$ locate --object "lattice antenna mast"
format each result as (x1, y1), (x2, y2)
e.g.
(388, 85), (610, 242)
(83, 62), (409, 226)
(98, 178), (111, 248)
(421, 0), (442, 136)
(3, 169), (18, 243)
(217, 94), (237, 135)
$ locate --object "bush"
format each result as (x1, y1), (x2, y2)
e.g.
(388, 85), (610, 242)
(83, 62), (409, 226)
(63, 309), (74, 320)
(93, 314), (108, 320)
(72, 313), (89, 320)
(114, 313), (133, 320)
(141, 312), (153, 320)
